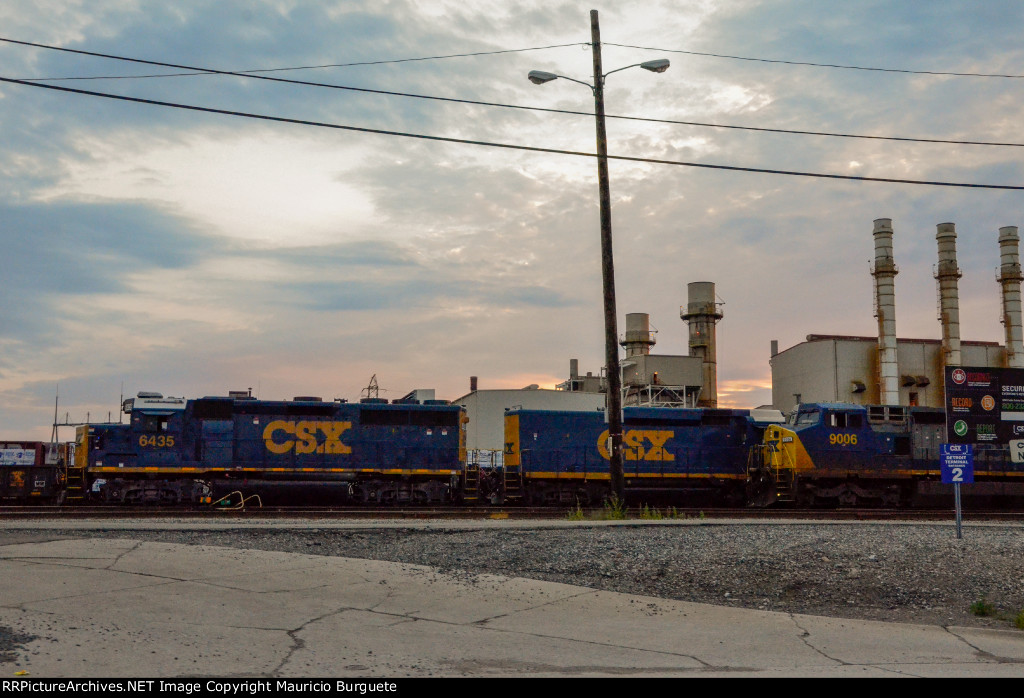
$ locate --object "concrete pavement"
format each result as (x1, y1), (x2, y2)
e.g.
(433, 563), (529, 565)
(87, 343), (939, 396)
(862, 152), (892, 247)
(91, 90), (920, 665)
(1, 532), (1023, 677)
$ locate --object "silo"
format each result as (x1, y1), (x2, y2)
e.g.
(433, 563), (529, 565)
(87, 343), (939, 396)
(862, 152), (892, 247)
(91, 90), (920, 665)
(872, 218), (900, 405)
(998, 226), (1024, 368)
(935, 223), (962, 367)
(681, 282), (723, 407)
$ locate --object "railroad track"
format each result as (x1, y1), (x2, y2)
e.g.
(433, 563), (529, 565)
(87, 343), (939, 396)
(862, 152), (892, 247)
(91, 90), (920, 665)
(2, 505), (1023, 522)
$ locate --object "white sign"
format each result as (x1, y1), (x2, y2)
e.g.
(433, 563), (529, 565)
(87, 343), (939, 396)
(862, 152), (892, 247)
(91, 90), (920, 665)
(0, 448), (35, 466)
(1011, 440), (1024, 464)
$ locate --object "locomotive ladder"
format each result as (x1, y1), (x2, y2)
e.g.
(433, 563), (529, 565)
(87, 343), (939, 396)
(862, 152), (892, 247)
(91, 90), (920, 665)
(462, 464), (481, 503)
(502, 465), (524, 502)
(770, 446), (797, 504)
(62, 464), (88, 504)
(772, 466), (796, 503)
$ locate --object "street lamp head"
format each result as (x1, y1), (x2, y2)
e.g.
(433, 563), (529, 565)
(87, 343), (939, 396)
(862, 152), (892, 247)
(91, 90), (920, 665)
(640, 59), (670, 73)
(528, 70), (559, 85)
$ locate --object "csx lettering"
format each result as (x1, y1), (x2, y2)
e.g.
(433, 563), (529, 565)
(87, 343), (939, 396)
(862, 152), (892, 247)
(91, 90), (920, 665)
(951, 398), (973, 408)
(263, 421), (352, 455)
(597, 429), (675, 461)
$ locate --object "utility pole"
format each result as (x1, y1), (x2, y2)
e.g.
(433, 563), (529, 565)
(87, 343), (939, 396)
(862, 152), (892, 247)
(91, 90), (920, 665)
(528, 11), (669, 504)
(590, 9), (625, 502)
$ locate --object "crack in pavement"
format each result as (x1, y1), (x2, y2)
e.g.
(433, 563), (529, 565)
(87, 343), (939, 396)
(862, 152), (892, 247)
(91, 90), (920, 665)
(271, 605), (356, 677)
(788, 614), (846, 666)
(944, 626), (1024, 664)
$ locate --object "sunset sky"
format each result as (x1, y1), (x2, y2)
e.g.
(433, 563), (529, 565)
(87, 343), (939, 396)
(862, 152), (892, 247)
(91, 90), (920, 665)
(2, 1), (1023, 439)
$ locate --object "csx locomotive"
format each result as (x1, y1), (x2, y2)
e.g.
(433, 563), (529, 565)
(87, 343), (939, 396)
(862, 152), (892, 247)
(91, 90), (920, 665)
(7, 391), (1024, 508)
(70, 392), (465, 505)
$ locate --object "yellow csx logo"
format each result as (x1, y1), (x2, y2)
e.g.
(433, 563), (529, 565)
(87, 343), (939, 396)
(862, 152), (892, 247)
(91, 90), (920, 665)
(263, 420), (352, 455)
(597, 429), (675, 461)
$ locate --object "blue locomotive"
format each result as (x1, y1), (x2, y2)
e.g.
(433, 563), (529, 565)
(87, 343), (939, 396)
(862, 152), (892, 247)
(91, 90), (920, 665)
(747, 402), (1024, 507)
(72, 392), (466, 504)
(503, 406), (785, 505)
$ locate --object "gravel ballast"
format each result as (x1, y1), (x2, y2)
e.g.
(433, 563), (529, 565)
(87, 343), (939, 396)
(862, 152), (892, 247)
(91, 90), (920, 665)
(32, 520), (1024, 631)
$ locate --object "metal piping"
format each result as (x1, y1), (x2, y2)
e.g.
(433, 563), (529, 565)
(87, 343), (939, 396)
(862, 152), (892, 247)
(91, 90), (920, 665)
(681, 281), (723, 407)
(871, 218), (900, 405)
(935, 222), (962, 367)
(998, 226), (1024, 368)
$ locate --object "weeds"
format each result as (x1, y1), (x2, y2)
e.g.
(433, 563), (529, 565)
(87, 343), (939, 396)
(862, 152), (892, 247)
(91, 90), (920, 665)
(971, 598), (997, 617)
(1016, 611), (1024, 630)
(565, 500), (694, 522)
(639, 504), (663, 520)
(601, 495), (628, 520)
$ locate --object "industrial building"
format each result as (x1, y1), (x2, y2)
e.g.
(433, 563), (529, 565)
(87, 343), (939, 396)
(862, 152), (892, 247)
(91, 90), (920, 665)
(770, 220), (1024, 412)
(452, 378), (605, 464)
(452, 281), (728, 456)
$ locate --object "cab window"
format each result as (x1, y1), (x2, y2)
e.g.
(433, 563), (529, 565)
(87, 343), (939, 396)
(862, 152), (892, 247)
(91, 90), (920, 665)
(141, 415), (171, 433)
(796, 410), (820, 425)
(829, 412), (863, 429)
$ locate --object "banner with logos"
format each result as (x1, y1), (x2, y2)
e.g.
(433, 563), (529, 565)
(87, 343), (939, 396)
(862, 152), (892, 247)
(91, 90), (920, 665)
(944, 366), (1024, 444)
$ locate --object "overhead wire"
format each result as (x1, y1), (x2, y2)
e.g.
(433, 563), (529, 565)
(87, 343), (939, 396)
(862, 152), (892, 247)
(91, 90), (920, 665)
(18, 42), (591, 81)
(604, 41), (1024, 79)
(1, 75), (1021, 191)
(3, 36), (1022, 149)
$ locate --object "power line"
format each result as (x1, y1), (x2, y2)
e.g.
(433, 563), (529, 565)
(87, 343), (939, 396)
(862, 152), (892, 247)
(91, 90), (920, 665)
(1, 75), (1021, 191)
(18, 42), (590, 81)
(4, 37), (1022, 149)
(605, 41), (1024, 79)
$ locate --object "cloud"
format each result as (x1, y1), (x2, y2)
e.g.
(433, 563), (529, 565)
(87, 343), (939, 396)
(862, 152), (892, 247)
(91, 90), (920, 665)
(1, 0), (1023, 439)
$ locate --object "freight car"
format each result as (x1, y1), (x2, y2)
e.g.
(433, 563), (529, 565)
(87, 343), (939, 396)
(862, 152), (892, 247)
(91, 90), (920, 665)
(69, 392), (466, 505)
(0, 441), (63, 502)
(502, 406), (785, 506)
(746, 402), (1024, 507)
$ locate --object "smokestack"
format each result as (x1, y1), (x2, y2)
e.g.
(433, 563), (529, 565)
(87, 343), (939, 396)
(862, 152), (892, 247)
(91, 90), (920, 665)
(620, 313), (656, 358)
(682, 282), (723, 407)
(872, 218), (900, 405)
(470, 376), (478, 392)
(935, 222), (962, 367)
(570, 359), (579, 380)
(998, 226), (1024, 368)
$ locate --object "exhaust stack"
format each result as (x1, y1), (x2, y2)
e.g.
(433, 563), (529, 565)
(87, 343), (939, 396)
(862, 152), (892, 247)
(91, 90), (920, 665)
(872, 218), (900, 405)
(681, 281), (723, 407)
(935, 223), (962, 367)
(620, 313), (656, 358)
(998, 226), (1024, 368)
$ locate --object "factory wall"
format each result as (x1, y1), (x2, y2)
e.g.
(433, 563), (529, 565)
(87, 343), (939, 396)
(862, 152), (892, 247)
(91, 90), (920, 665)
(771, 335), (1005, 413)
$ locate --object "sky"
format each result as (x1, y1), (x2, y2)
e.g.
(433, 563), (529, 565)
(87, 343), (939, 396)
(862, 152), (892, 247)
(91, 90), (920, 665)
(2, 0), (1024, 440)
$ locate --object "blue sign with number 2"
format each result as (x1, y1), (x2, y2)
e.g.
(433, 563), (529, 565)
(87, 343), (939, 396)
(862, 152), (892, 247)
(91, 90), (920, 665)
(941, 444), (974, 484)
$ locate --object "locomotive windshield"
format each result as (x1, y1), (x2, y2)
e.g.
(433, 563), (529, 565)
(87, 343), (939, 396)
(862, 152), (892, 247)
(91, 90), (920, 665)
(795, 410), (820, 426)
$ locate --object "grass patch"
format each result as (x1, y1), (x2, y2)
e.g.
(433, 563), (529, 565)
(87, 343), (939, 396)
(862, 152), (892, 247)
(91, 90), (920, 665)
(601, 495), (628, 520)
(566, 502), (586, 521)
(971, 598), (997, 617)
(639, 504), (663, 520)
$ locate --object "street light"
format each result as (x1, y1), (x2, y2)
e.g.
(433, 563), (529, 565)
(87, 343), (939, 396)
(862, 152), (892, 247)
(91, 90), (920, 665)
(528, 9), (669, 503)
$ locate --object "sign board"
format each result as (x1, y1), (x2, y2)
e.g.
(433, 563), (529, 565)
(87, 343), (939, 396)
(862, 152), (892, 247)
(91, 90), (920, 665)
(944, 366), (1024, 444)
(1011, 439), (1024, 464)
(0, 448), (35, 466)
(940, 444), (974, 484)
